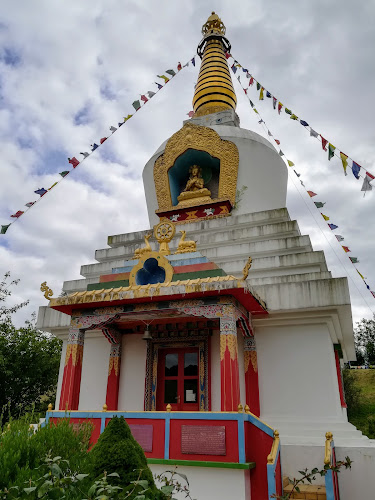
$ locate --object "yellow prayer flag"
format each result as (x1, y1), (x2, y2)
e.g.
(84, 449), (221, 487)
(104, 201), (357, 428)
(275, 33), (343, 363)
(357, 269), (365, 280)
(287, 160), (295, 167)
(290, 114), (298, 120)
(340, 152), (348, 175)
(259, 87), (264, 100)
(253, 108), (259, 114)
(321, 213), (330, 221)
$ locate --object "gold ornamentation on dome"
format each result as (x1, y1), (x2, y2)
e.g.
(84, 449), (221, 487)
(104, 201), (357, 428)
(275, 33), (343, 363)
(154, 123), (239, 211)
(40, 281), (53, 300)
(132, 233), (152, 260)
(154, 221), (176, 255)
(202, 12), (226, 36)
(242, 257), (252, 280)
(175, 230), (197, 254)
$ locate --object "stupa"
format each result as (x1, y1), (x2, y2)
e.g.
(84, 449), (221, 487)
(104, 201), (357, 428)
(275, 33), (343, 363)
(37, 12), (375, 500)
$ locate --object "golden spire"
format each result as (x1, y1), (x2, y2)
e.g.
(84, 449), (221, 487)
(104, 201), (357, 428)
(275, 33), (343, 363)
(192, 12), (237, 117)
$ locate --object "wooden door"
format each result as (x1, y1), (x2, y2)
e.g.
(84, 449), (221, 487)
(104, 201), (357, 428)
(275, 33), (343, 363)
(156, 348), (200, 411)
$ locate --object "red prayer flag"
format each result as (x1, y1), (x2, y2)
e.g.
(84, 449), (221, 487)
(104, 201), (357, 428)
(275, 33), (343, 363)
(177, 62), (182, 71)
(225, 52), (231, 59)
(244, 88), (248, 94)
(100, 137), (107, 144)
(11, 211), (24, 218)
(320, 135), (328, 151)
(371, 291), (375, 298)
(307, 191), (317, 197)
(141, 94), (148, 103)
(187, 111), (194, 118)
(278, 102), (283, 114)
(275, 139), (280, 145)
(342, 246), (351, 253)
(249, 76), (254, 86)
(68, 157), (79, 168)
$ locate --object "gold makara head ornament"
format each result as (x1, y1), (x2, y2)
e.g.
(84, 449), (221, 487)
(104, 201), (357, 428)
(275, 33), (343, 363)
(40, 281), (53, 300)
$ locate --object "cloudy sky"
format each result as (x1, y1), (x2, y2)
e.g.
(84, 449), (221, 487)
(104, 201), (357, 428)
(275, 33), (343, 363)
(0, 0), (374, 328)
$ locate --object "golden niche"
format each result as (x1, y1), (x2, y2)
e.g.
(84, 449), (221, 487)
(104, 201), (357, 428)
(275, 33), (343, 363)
(177, 165), (213, 207)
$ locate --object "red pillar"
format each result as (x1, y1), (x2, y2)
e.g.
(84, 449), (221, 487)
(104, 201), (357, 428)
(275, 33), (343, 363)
(334, 348), (347, 408)
(59, 329), (85, 410)
(105, 342), (122, 410)
(220, 312), (241, 411)
(244, 336), (260, 416)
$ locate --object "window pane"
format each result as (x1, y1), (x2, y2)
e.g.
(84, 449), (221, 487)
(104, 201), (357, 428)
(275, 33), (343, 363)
(164, 380), (178, 403)
(184, 379), (198, 403)
(184, 352), (198, 376)
(165, 353), (178, 376)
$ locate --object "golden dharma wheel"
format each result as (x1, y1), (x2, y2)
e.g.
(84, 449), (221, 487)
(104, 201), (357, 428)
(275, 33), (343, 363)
(154, 221), (176, 243)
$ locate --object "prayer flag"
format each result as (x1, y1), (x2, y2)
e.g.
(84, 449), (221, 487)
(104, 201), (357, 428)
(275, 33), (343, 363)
(253, 109), (259, 114)
(123, 114), (133, 122)
(191, 57), (195, 66)
(321, 213), (330, 221)
(68, 157), (79, 168)
(242, 68), (248, 73)
(249, 76), (254, 86)
(48, 182), (57, 190)
(249, 100), (254, 108)
(357, 269), (365, 279)
(287, 160), (294, 167)
(100, 137), (107, 144)
(187, 111), (194, 117)
(157, 75), (169, 83)
(361, 172), (374, 192)
(279, 150), (284, 156)
(314, 201), (326, 208)
(1, 224), (10, 234)
(300, 180), (305, 187)
(147, 91), (156, 98)
(166, 69), (176, 76)
(335, 235), (344, 241)
(342, 246), (351, 253)
(307, 191), (317, 197)
(246, 72), (250, 78)
(259, 87), (264, 100)
(231, 64), (237, 74)
(371, 291), (375, 299)
(278, 102), (283, 114)
(118, 122), (123, 127)
(177, 62), (182, 71)
(155, 82), (163, 89)
(243, 88), (248, 94)
(290, 114), (298, 120)
(320, 135), (328, 151)
(268, 130), (272, 136)
(225, 52), (230, 59)
(80, 152), (89, 158)
(35, 188), (47, 196)
(25, 202), (35, 207)
(273, 97), (277, 109)
(258, 119), (264, 124)
(59, 171), (69, 178)
(275, 139), (280, 145)
(132, 100), (141, 111)
(352, 161), (361, 179)
(328, 143), (336, 160)
(140, 94), (148, 103)
(310, 128), (318, 138)
(10, 210), (22, 220)
(294, 171), (301, 177)
(266, 91), (272, 98)
(350, 257), (359, 264)
(285, 108), (292, 115)
(11, 211), (24, 218)
(109, 126), (117, 133)
(183, 61), (189, 67)
(300, 120), (309, 126)
(328, 224), (338, 230)
(340, 152), (348, 175)
(257, 82), (261, 90)
(91, 143), (98, 151)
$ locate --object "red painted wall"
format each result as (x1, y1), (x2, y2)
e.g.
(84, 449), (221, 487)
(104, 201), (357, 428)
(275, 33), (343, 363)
(245, 422), (273, 500)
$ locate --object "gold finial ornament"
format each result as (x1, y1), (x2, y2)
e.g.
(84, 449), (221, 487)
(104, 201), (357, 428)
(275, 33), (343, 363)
(242, 256), (252, 280)
(154, 221), (175, 255)
(103, 403), (108, 412)
(238, 403), (243, 413)
(166, 403), (172, 412)
(193, 12), (236, 117)
(244, 404), (250, 414)
(47, 403), (53, 411)
(132, 233), (152, 259)
(40, 282), (53, 300)
(175, 230), (197, 254)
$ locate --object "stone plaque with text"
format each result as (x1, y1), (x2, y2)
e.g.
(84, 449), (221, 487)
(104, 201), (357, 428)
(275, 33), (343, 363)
(181, 425), (226, 455)
(129, 424), (153, 453)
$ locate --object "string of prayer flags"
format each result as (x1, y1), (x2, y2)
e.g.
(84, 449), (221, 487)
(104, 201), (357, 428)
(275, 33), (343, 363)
(68, 157), (79, 168)
(11, 211), (24, 218)
(59, 171), (69, 178)
(352, 162), (361, 179)
(321, 213), (330, 221)
(328, 224), (338, 230)
(340, 153), (348, 175)
(335, 235), (344, 242)
(307, 191), (317, 197)
(1, 224), (10, 234)
(35, 188), (47, 196)
(328, 143), (336, 160)
(314, 201), (326, 208)
(350, 257), (359, 264)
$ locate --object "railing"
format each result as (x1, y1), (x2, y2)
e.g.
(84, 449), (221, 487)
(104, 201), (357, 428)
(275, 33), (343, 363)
(266, 430), (282, 500)
(324, 432), (340, 500)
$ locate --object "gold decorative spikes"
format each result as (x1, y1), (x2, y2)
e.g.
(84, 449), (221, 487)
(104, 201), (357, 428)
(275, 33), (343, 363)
(40, 281), (53, 300)
(154, 221), (175, 255)
(201, 12), (226, 36)
(242, 257), (253, 280)
(132, 232), (152, 260)
(175, 230), (197, 254)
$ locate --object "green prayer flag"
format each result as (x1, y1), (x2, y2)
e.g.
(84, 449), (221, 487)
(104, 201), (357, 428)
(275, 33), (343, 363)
(59, 171), (69, 177)
(328, 143), (336, 160)
(349, 257), (359, 264)
(256, 82), (261, 90)
(285, 108), (292, 115)
(132, 100), (141, 111)
(166, 69), (176, 76)
(314, 201), (326, 208)
(1, 224), (10, 234)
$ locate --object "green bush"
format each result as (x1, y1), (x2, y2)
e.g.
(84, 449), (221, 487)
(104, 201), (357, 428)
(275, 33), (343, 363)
(368, 415), (375, 439)
(342, 369), (361, 417)
(0, 413), (92, 489)
(88, 416), (164, 499)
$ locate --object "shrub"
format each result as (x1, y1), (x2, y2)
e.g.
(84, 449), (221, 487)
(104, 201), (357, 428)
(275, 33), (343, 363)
(368, 415), (375, 439)
(342, 369), (361, 416)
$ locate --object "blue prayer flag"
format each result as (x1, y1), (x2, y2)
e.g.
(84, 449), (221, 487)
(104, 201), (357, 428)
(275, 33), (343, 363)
(231, 64), (237, 74)
(266, 91), (272, 98)
(300, 120), (309, 126)
(34, 188), (47, 196)
(352, 161), (361, 179)
(328, 224), (338, 230)
(191, 57), (195, 66)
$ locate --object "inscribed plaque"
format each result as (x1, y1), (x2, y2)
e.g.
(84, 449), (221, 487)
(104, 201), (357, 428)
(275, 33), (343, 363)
(129, 424), (153, 453)
(181, 425), (226, 455)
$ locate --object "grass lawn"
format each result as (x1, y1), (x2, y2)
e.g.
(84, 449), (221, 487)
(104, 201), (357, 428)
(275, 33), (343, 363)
(347, 369), (375, 438)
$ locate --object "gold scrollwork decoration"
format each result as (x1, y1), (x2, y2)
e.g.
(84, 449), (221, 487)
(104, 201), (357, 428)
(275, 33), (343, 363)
(40, 282), (53, 300)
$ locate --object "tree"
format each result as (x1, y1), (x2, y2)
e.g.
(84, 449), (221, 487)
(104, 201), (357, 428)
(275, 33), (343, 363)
(354, 315), (375, 365)
(0, 272), (62, 420)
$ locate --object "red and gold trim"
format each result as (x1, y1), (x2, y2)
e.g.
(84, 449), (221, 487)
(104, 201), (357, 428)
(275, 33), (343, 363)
(59, 329), (85, 410)
(244, 337), (260, 416)
(219, 315), (240, 411)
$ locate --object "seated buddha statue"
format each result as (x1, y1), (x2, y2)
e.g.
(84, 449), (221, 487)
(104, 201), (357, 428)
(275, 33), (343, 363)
(177, 165), (212, 207)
